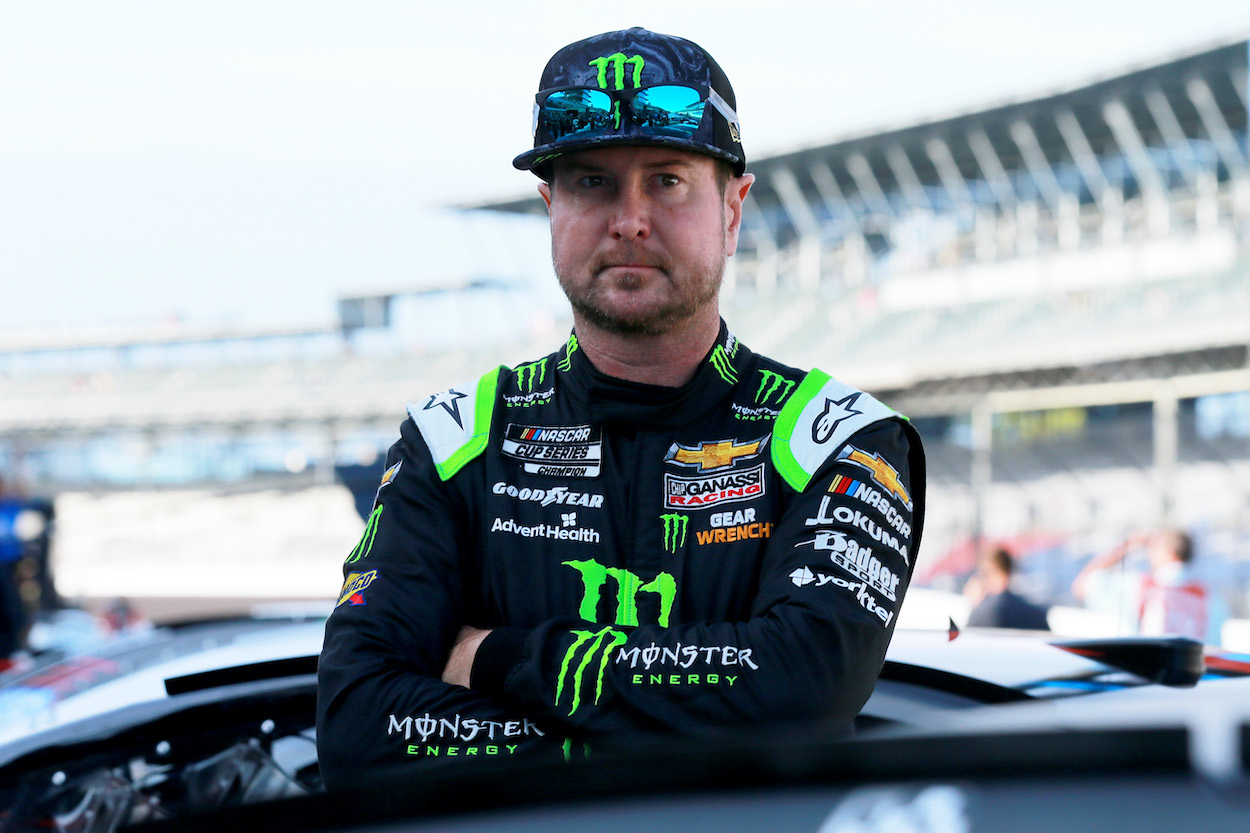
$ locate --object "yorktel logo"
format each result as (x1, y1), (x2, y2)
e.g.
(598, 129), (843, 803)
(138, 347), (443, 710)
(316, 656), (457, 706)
(502, 423), (602, 478)
(788, 568), (895, 627)
(664, 464), (765, 509)
(660, 513), (688, 553)
(492, 482), (604, 508)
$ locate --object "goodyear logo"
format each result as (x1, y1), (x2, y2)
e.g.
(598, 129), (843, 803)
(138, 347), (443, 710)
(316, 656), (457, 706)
(837, 446), (912, 510)
(665, 436), (768, 473)
(337, 570), (377, 608)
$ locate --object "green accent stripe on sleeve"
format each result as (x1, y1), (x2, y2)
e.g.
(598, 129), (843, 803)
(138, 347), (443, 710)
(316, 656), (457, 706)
(434, 366), (502, 481)
(770, 368), (832, 493)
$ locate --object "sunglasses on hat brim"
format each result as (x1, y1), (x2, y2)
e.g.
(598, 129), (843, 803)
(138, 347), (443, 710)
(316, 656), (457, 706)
(532, 84), (740, 145)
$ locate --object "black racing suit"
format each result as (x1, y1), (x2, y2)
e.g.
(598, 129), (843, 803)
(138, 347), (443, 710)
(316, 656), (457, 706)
(317, 323), (925, 789)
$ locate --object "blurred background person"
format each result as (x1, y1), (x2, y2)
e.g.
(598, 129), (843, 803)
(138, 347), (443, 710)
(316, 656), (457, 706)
(1071, 529), (1224, 643)
(964, 545), (1050, 630)
(0, 477), (35, 670)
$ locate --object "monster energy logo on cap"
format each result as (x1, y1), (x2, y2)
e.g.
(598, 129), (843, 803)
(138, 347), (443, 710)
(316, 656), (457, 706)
(661, 513), (688, 553)
(589, 53), (645, 91)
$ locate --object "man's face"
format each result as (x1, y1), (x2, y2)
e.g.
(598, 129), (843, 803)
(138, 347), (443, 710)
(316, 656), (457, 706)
(538, 146), (751, 336)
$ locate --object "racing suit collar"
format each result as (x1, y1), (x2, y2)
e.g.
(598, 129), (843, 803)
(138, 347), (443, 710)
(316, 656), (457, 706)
(566, 320), (746, 430)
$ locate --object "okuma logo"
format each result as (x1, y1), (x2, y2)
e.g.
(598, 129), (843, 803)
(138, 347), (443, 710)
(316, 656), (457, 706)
(660, 513), (688, 554)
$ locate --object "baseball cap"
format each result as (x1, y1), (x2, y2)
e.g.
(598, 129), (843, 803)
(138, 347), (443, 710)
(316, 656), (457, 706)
(513, 27), (745, 178)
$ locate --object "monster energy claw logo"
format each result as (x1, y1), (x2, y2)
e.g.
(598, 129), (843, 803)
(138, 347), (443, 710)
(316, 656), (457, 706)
(555, 627), (628, 716)
(557, 334), (579, 372)
(754, 370), (796, 406)
(661, 513), (688, 554)
(516, 359), (548, 394)
(345, 505), (382, 564)
(589, 53), (645, 90)
(709, 344), (738, 385)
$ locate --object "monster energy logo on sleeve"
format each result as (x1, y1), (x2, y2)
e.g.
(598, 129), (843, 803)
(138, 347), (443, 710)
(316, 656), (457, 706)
(755, 370), (796, 406)
(345, 505), (382, 564)
(709, 344), (738, 385)
(555, 627), (628, 716)
(661, 513), (688, 554)
(589, 53), (645, 90)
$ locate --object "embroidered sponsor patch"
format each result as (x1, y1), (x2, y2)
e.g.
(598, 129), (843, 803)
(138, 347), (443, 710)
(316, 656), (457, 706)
(501, 423), (602, 478)
(665, 436), (768, 472)
(337, 570), (377, 608)
(837, 445), (912, 510)
(664, 463), (766, 509)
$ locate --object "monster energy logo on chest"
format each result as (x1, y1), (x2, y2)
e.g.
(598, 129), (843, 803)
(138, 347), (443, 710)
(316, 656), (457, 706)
(661, 513), (688, 553)
(755, 370), (795, 406)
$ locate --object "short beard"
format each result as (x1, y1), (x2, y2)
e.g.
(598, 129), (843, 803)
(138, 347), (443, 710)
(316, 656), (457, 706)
(556, 256), (724, 336)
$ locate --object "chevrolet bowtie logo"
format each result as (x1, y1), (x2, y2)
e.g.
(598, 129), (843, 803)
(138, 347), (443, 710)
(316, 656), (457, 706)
(666, 437), (767, 472)
(842, 447), (911, 509)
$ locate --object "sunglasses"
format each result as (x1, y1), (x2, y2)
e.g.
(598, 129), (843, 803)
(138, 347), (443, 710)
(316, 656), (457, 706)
(532, 84), (740, 143)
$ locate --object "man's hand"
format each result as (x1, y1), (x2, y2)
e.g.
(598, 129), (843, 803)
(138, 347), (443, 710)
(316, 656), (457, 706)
(442, 626), (491, 688)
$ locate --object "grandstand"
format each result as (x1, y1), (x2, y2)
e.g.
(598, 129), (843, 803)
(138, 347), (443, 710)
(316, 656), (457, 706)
(1, 36), (1248, 615)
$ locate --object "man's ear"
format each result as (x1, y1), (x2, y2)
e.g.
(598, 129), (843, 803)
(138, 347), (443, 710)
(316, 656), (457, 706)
(724, 173), (754, 256)
(538, 181), (552, 211)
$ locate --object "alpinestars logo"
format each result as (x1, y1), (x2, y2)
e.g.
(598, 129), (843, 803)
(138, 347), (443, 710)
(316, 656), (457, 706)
(555, 627), (628, 716)
(661, 513), (688, 553)
(423, 389), (469, 428)
(812, 393), (863, 444)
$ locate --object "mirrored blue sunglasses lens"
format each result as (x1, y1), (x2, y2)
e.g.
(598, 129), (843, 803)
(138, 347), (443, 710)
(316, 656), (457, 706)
(538, 89), (614, 140)
(632, 86), (706, 136)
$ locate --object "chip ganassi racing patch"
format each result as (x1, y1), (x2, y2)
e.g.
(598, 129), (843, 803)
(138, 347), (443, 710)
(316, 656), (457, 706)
(664, 463), (765, 509)
(502, 423), (602, 478)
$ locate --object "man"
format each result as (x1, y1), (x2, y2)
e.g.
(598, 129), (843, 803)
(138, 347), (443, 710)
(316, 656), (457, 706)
(317, 27), (925, 789)
(1071, 529), (1212, 641)
(964, 545), (1049, 630)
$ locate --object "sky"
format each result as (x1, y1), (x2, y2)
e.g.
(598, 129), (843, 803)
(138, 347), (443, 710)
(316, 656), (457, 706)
(2, 0), (1247, 336)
